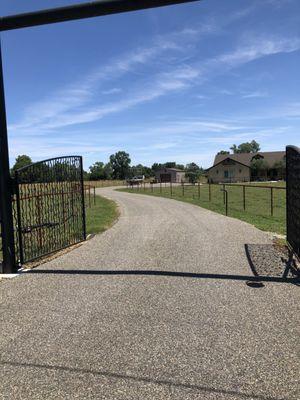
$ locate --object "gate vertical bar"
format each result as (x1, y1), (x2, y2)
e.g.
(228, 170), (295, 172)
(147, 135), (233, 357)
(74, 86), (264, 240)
(14, 171), (24, 265)
(80, 156), (87, 241)
(0, 39), (16, 273)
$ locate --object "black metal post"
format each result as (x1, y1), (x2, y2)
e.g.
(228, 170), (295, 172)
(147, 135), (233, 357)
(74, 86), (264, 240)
(0, 40), (17, 273)
(209, 183), (211, 202)
(0, 0), (199, 32)
(221, 188), (228, 216)
(270, 187), (274, 217)
(198, 182), (200, 199)
(243, 185), (246, 211)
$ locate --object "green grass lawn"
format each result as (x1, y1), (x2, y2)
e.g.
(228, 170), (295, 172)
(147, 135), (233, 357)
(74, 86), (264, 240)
(120, 184), (286, 235)
(86, 194), (119, 235)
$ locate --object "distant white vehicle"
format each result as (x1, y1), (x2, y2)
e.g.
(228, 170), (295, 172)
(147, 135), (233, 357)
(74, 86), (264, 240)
(127, 175), (145, 185)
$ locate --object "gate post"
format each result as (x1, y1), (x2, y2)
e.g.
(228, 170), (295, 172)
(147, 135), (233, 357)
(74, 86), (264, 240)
(0, 39), (17, 273)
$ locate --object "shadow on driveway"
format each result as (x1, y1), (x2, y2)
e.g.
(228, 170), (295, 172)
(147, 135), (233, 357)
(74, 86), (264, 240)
(24, 267), (299, 284)
(0, 359), (283, 400)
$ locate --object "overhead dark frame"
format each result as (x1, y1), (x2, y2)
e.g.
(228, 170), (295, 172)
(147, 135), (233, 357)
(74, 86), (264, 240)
(0, 0), (199, 31)
(0, 0), (201, 273)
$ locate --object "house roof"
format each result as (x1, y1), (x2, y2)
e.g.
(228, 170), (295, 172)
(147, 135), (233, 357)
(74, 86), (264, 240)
(211, 151), (285, 169)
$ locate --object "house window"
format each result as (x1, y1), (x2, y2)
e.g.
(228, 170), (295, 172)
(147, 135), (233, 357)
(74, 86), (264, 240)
(224, 170), (229, 178)
(239, 169), (242, 173)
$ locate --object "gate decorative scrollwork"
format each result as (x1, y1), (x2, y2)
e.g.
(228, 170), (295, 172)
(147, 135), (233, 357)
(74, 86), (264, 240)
(286, 145), (300, 259)
(13, 156), (86, 264)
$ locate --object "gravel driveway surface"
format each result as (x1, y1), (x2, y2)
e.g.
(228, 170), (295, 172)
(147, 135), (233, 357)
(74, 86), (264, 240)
(0, 187), (299, 400)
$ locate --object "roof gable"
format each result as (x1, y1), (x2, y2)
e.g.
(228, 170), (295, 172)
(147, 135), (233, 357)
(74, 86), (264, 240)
(213, 151), (285, 168)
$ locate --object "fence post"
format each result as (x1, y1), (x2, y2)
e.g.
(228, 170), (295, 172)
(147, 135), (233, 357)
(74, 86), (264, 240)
(198, 182), (200, 199)
(209, 183), (211, 202)
(182, 182), (184, 196)
(243, 185), (246, 211)
(170, 181), (173, 196)
(93, 186), (96, 205)
(223, 184), (225, 204)
(270, 187), (274, 216)
(88, 185), (91, 208)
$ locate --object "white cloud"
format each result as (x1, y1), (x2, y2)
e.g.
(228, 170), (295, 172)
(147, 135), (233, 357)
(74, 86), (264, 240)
(216, 37), (300, 67)
(13, 33), (299, 135)
(241, 91), (268, 99)
(101, 88), (122, 95)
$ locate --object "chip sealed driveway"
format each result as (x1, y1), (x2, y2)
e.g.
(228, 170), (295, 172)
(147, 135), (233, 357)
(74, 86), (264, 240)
(0, 187), (299, 399)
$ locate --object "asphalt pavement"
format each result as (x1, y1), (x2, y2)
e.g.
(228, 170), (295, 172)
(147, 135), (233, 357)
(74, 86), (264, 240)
(0, 187), (299, 400)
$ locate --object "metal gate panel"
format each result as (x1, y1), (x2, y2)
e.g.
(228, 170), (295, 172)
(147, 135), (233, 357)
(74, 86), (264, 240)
(286, 145), (300, 259)
(13, 156), (86, 264)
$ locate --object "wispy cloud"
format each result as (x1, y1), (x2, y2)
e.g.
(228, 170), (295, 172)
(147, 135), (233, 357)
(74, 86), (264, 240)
(241, 91), (268, 99)
(10, 32), (300, 136)
(214, 36), (300, 67)
(101, 88), (122, 95)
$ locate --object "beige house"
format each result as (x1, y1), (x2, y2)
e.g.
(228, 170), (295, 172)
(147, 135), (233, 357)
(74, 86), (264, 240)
(207, 151), (286, 183)
(155, 167), (185, 183)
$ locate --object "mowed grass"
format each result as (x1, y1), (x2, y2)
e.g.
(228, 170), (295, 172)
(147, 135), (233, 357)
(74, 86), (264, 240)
(120, 184), (286, 235)
(86, 194), (119, 235)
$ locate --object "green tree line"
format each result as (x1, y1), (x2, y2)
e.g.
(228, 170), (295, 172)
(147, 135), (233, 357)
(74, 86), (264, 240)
(10, 152), (205, 182)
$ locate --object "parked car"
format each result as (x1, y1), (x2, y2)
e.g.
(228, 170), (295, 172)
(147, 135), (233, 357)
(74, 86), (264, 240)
(127, 175), (145, 185)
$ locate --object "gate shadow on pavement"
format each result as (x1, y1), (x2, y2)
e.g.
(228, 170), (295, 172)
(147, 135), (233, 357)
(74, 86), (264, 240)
(245, 244), (300, 281)
(25, 268), (299, 284)
(0, 359), (283, 400)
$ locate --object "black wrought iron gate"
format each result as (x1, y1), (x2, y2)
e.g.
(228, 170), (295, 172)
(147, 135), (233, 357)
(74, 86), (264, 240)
(286, 145), (300, 259)
(12, 156), (86, 264)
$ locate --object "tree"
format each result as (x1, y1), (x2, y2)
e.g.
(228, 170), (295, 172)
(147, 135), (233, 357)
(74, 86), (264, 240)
(185, 162), (200, 172)
(110, 151), (131, 179)
(230, 140), (260, 154)
(83, 170), (90, 181)
(130, 164), (152, 178)
(273, 159), (286, 179)
(151, 163), (164, 173)
(11, 155), (32, 172)
(185, 162), (203, 183)
(250, 158), (269, 179)
(103, 162), (113, 180)
(89, 162), (106, 180)
(164, 162), (177, 168)
(217, 150), (230, 155)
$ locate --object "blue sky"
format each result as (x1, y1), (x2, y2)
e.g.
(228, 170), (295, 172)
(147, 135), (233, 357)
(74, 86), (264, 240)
(1, 0), (300, 169)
